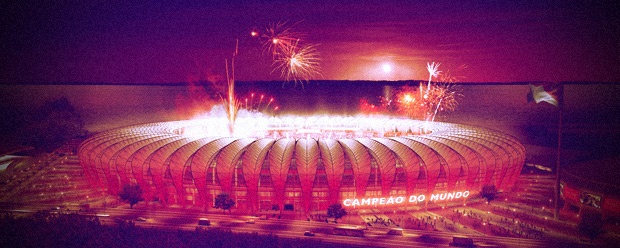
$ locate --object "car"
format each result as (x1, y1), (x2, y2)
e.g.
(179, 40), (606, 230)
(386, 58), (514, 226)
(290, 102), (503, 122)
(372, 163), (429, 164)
(135, 217), (147, 222)
(387, 228), (404, 235)
(198, 218), (211, 226)
(246, 218), (255, 224)
(449, 236), (475, 247)
(304, 231), (315, 236)
(418, 234), (442, 244)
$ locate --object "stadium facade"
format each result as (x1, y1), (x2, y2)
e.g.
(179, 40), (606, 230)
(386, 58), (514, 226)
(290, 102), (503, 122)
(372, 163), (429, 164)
(78, 119), (525, 213)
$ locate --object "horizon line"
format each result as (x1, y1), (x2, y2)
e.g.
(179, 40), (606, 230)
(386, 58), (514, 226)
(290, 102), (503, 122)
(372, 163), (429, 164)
(1, 80), (615, 86)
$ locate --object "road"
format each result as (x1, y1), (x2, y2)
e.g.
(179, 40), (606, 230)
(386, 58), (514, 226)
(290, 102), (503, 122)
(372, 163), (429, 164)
(84, 207), (587, 248)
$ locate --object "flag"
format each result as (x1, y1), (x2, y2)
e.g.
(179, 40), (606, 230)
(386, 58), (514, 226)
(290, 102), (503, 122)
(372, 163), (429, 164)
(527, 82), (562, 107)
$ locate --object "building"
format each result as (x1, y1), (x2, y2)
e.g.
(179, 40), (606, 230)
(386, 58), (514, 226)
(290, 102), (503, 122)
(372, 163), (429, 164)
(561, 156), (620, 222)
(78, 119), (525, 213)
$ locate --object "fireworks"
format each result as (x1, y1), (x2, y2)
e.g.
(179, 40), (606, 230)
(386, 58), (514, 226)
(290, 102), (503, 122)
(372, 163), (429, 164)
(223, 58), (240, 136)
(388, 83), (461, 121)
(186, 21), (315, 135)
(262, 21), (304, 57)
(424, 62), (441, 97)
(360, 98), (379, 114)
(438, 64), (468, 83)
(185, 113), (434, 139)
(425, 83), (463, 121)
(429, 64), (466, 120)
(242, 93), (279, 113)
(253, 21), (322, 84)
(360, 85), (425, 118)
(422, 62), (463, 121)
(221, 40), (241, 136)
(393, 85), (425, 118)
(273, 41), (321, 83)
(360, 61), (464, 122)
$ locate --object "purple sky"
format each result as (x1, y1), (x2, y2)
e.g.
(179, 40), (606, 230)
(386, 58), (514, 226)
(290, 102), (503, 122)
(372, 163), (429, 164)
(2, 0), (618, 83)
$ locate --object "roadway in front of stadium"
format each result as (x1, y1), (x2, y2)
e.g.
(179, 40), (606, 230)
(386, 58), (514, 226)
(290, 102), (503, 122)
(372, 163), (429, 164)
(1, 205), (586, 248)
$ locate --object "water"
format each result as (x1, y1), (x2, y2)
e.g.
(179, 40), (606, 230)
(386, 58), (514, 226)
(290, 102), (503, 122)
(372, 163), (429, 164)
(2, 82), (619, 157)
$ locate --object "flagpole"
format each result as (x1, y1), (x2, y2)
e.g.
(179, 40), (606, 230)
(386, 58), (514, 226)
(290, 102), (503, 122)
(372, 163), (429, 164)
(554, 83), (564, 220)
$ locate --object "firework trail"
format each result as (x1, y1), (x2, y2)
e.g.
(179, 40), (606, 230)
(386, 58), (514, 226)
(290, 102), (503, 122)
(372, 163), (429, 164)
(425, 62), (441, 97)
(264, 97), (274, 112)
(224, 59), (240, 135)
(223, 41), (241, 135)
(240, 93), (278, 113)
(250, 93), (254, 109)
(258, 94), (264, 109)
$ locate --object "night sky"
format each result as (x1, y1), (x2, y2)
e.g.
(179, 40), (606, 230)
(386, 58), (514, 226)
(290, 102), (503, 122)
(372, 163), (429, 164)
(2, 0), (618, 84)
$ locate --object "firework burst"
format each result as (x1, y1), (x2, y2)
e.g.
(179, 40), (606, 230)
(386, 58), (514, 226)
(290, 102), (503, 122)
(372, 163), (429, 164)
(393, 85), (426, 118)
(262, 21), (304, 57)
(438, 64), (468, 83)
(375, 83), (461, 121)
(360, 98), (380, 114)
(425, 82), (462, 121)
(273, 41), (321, 84)
(252, 21), (322, 84)
(427, 64), (466, 120)
(424, 62), (441, 96)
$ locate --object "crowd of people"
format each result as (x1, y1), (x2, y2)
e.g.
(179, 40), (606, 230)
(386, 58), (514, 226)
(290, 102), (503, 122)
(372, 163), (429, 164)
(487, 204), (578, 237)
(364, 215), (397, 227)
(394, 215), (440, 231)
(447, 208), (546, 239)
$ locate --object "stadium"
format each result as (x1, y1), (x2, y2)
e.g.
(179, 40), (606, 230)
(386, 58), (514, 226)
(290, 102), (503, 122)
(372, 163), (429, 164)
(78, 116), (525, 214)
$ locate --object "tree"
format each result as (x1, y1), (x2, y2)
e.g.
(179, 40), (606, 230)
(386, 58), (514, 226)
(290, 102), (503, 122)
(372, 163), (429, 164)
(21, 97), (84, 151)
(480, 185), (497, 202)
(214, 193), (235, 213)
(118, 184), (144, 209)
(327, 203), (347, 223)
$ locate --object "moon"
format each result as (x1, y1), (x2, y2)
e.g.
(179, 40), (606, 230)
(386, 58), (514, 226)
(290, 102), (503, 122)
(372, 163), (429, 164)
(381, 63), (392, 73)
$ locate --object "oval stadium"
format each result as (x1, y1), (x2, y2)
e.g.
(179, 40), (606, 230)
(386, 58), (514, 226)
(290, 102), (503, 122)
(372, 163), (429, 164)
(78, 116), (525, 214)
